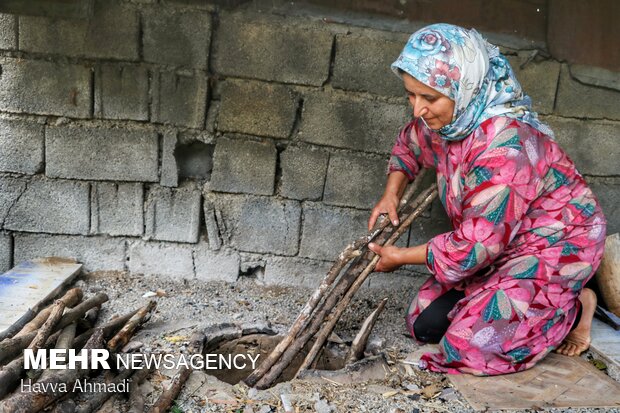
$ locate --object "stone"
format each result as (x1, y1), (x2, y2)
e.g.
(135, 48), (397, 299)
(143, 8), (211, 69)
(128, 241), (194, 279)
(160, 130), (179, 187)
(203, 200), (222, 250)
(280, 146), (329, 200)
(194, 245), (240, 283)
(0, 233), (11, 273)
(332, 33), (405, 96)
(556, 64), (620, 120)
(0, 119), (44, 174)
(45, 125), (159, 182)
(91, 182), (143, 237)
(0, 14), (16, 50)
(0, 177), (26, 225)
(145, 182), (202, 243)
(570, 64), (620, 92)
(588, 178), (620, 235)
(94, 64), (149, 121)
(260, 256), (330, 288)
(152, 70), (208, 128)
(4, 177), (90, 235)
(218, 80), (298, 139)
(14, 233), (126, 271)
(213, 13), (332, 86)
(299, 92), (409, 154)
(507, 55), (560, 115)
(323, 152), (387, 209)
(209, 137), (277, 196)
(0, 58), (91, 118)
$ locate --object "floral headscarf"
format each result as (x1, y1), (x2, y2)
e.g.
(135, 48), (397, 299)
(391, 23), (553, 141)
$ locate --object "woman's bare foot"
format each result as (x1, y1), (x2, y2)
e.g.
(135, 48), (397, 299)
(555, 288), (597, 356)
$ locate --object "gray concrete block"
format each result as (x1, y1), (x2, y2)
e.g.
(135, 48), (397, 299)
(145, 182), (202, 243)
(19, 1), (139, 60)
(280, 146), (329, 200)
(556, 65), (620, 120)
(46, 125), (159, 182)
(0, 14), (16, 50)
(143, 8), (211, 69)
(506, 56), (560, 115)
(160, 130), (179, 187)
(544, 117), (620, 176)
(13, 233), (126, 271)
(0, 233), (11, 273)
(323, 152), (387, 209)
(4, 178), (90, 235)
(91, 182), (143, 237)
(128, 240), (194, 279)
(213, 13), (332, 86)
(260, 256), (330, 288)
(207, 193), (301, 256)
(570, 64), (620, 92)
(218, 80), (298, 139)
(194, 245), (240, 283)
(299, 92), (410, 154)
(0, 119), (44, 174)
(0, 58), (91, 118)
(152, 70), (208, 128)
(332, 34), (404, 96)
(94, 64), (149, 121)
(209, 137), (276, 196)
(0, 177), (27, 226)
(588, 178), (620, 235)
(361, 271), (425, 291)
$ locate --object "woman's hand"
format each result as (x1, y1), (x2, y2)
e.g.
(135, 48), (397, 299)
(368, 243), (404, 272)
(368, 192), (400, 231)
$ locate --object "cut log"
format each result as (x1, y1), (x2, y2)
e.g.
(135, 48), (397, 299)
(74, 367), (134, 413)
(596, 233), (620, 317)
(346, 298), (388, 364)
(27, 300), (65, 352)
(107, 301), (156, 352)
(14, 288), (83, 339)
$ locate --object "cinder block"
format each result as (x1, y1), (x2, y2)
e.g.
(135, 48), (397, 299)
(299, 92), (409, 154)
(4, 178), (90, 235)
(143, 8), (211, 69)
(332, 34), (405, 96)
(206, 193), (301, 256)
(0, 58), (91, 118)
(145, 182), (202, 243)
(128, 240), (194, 279)
(0, 233), (12, 273)
(0, 177), (27, 225)
(94, 64), (149, 121)
(13, 233), (126, 272)
(203, 200), (221, 250)
(361, 271), (425, 290)
(19, 1), (139, 60)
(506, 56), (560, 115)
(152, 70), (208, 128)
(0, 119), (44, 174)
(218, 80), (298, 139)
(194, 245), (240, 283)
(46, 125), (159, 182)
(260, 256), (330, 288)
(213, 13), (332, 86)
(588, 178), (620, 235)
(556, 65), (620, 120)
(91, 182), (143, 237)
(160, 130), (179, 187)
(544, 117), (620, 176)
(280, 146), (329, 200)
(0, 14), (16, 50)
(209, 137), (276, 195)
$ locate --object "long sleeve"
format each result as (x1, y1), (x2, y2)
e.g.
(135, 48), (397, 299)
(387, 120), (423, 180)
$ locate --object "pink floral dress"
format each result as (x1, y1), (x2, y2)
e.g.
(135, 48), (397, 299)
(389, 115), (607, 375)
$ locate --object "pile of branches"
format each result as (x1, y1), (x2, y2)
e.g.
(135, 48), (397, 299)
(245, 169), (438, 389)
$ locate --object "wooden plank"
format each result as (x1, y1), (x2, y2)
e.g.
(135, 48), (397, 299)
(0, 257), (82, 334)
(590, 318), (620, 370)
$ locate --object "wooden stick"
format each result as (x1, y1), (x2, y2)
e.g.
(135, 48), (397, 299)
(74, 367), (134, 413)
(14, 288), (83, 339)
(346, 297), (388, 364)
(107, 301), (156, 352)
(27, 300), (66, 352)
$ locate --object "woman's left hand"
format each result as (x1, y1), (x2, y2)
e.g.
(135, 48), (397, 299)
(368, 243), (404, 272)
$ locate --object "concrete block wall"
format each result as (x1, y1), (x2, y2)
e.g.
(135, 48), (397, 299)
(0, 1), (618, 289)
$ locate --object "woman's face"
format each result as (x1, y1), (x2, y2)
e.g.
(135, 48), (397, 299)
(402, 72), (455, 130)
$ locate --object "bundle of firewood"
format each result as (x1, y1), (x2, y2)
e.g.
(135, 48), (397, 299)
(245, 169), (437, 389)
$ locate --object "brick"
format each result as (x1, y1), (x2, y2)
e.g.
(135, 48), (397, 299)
(544, 117), (620, 176)
(94, 64), (149, 121)
(91, 182), (143, 237)
(587, 178), (620, 235)
(46, 125), (159, 182)
(299, 92), (409, 154)
(143, 8), (211, 69)
(152, 70), (208, 128)
(19, 1), (139, 60)
(556, 65), (620, 120)
(207, 193), (301, 256)
(0, 119), (44, 174)
(218, 80), (298, 139)
(128, 240), (194, 279)
(0, 177), (26, 226)
(160, 130), (179, 187)
(209, 137), (277, 195)
(332, 34), (405, 96)
(213, 13), (332, 86)
(0, 59), (91, 118)
(280, 146), (329, 200)
(506, 56), (560, 115)
(0, 14), (16, 50)
(4, 178), (90, 235)
(260, 256), (330, 288)
(194, 245), (240, 283)
(145, 182), (202, 243)
(14, 233), (126, 272)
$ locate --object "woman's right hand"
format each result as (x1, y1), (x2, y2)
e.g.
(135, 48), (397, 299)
(368, 192), (400, 231)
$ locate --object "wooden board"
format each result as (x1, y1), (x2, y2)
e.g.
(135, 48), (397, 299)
(590, 318), (620, 371)
(0, 257), (82, 334)
(449, 352), (620, 411)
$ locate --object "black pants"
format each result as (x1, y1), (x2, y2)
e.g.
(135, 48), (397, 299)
(413, 288), (583, 344)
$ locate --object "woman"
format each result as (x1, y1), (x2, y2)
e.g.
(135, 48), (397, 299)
(366, 23), (606, 375)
